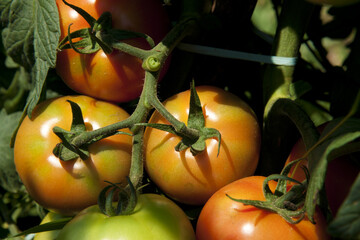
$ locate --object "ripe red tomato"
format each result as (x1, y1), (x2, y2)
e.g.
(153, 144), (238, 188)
(55, 0), (170, 103)
(14, 95), (132, 215)
(285, 126), (359, 216)
(196, 176), (330, 240)
(143, 86), (261, 205)
(305, 0), (360, 6)
(56, 194), (196, 240)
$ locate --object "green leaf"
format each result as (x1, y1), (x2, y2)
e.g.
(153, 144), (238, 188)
(260, 98), (319, 175)
(12, 217), (71, 237)
(0, 0), (11, 24)
(327, 174), (360, 239)
(1, 0), (61, 118)
(305, 118), (360, 222)
(0, 109), (23, 192)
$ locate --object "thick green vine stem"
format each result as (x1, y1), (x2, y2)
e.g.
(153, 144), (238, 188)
(52, 1), (203, 189)
(259, 98), (320, 175)
(143, 57), (161, 72)
(263, 0), (314, 116)
(259, 0), (315, 177)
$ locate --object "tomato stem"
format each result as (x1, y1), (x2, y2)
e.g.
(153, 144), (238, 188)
(259, 0), (315, 176)
(53, 8), (202, 188)
(110, 41), (150, 59)
(260, 98), (320, 175)
(263, 0), (314, 109)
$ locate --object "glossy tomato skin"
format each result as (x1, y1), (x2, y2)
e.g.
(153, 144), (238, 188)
(14, 95), (132, 215)
(144, 86), (261, 205)
(196, 176), (330, 240)
(56, 194), (196, 240)
(285, 130), (360, 216)
(305, 0), (360, 6)
(55, 0), (170, 103)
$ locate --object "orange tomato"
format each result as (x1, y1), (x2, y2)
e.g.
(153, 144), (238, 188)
(14, 95), (132, 215)
(144, 86), (261, 205)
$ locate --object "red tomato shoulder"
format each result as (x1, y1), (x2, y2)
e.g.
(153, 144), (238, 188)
(196, 176), (330, 240)
(55, 0), (170, 103)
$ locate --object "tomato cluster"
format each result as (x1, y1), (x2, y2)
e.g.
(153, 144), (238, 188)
(9, 0), (358, 239)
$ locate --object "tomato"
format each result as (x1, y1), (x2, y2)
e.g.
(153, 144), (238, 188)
(196, 176), (330, 240)
(55, 0), (170, 103)
(143, 86), (261, 205)
(285, 127), (360, 216)
(34, 212), (68, 240)
(56, 193), (196, 240)
(14, 95), (132, 215)
(305, 0), (360, 6)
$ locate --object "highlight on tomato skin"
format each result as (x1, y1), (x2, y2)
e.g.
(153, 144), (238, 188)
(196, 176), (331, 240)
(55, 0), (171, 103)
(143, 86), (261, 206)
(13, 95), (133, 216)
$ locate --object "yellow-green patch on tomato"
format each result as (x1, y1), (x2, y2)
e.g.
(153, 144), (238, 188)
(56, 194), (196, 240)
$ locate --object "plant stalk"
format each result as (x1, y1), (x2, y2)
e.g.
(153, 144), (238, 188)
(263, 0), (314, 116)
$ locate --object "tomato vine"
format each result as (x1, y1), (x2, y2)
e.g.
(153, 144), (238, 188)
(0, 0), (360, 239)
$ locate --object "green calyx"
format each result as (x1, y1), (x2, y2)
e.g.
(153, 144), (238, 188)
(139, 81), (221, 156)
(52, 100), (90, 161)
(227, 159), (310, 224)
(52, 100), (131, 161)
(57, 0), (154, 56)
(98, 177), (138, 217)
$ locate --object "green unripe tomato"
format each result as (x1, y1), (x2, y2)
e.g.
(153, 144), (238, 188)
(56, 194), (196, 240)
